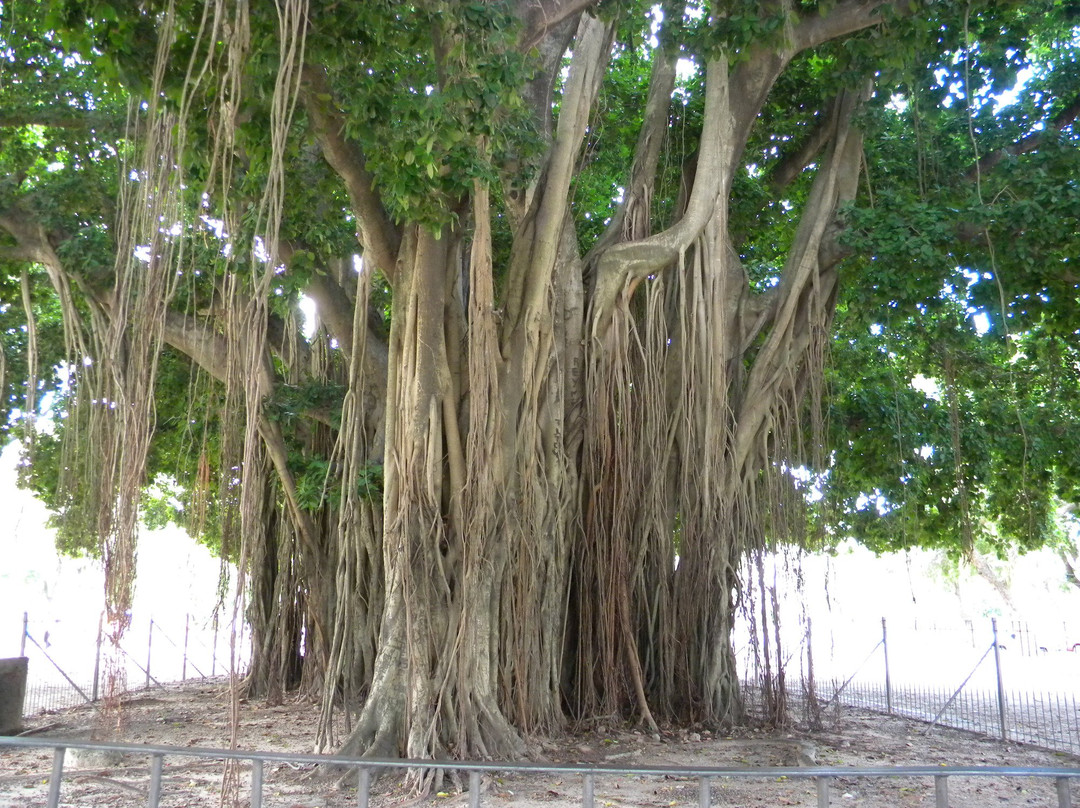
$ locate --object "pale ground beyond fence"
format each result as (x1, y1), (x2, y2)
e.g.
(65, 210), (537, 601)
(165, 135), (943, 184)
(16, 609), (249, 715)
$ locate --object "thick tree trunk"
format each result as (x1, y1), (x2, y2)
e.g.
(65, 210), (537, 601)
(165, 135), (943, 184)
(336, 225), (525, 774)
(577, 58), (868, 728)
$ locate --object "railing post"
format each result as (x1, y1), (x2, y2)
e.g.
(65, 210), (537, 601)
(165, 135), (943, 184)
(882, 617), (892, 715)
(20, 612), (28, 657)
(699, 776), (711, 808)
(816, 776), (829, 807)
(469, 770), (481, 808)
(583, 773), (594, 808)
(145, 619), (155, 690)
(1058, 776), (1073, 808)
(47, 746), (65, 808)
(147, 753), (164, 808)
(356, 767), (371, 808)
(992, 618), (1007, 740)
(250, 759), (263, 808)
(935, 774), (949, 807)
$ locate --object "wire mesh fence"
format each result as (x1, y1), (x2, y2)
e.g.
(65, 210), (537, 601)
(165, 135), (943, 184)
(743, 615), (1080, 757)
(816, 678), (1080, 754)
(14, 609), (247, 717)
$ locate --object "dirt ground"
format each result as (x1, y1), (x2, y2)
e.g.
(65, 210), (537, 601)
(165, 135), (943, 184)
(1, 678), (1078, 807)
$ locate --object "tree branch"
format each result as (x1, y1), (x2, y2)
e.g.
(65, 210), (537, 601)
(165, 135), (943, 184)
(515, 0), (599, 52)
(767, 98), (840, 193)
(304, 270), (356, 355)
(967, 91), (1080, 179)
(0, 109), (126, 134)
(590, 58), (731, 334)
(300, 66), (401, 284)
(163, 309), (342, 428)
(735, 85), (868, 472)
(505, 13), (614, 332)
(590, 45), (677, 254)
(589, 2), (896, 337)
(0, 209), (58, 266)
(790, 0), (899, 52)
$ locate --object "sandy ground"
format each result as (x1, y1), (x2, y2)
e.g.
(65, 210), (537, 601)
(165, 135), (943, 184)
(1, 679), (1079, 807)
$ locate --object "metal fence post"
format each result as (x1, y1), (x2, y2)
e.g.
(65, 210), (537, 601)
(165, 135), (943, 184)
(145, 619), (154, 691)
(1057, 776), (1073, 808)
(882, 617), (892, 715)
(250, 759), (263, 808)
(92, 613), (103, 702)
(20, 612), (28, 657)
(182, 614), (190, 682)
(469, 770), (481, 808)
(816, 776), (829, 807)
(935, 775), (949, 807)
(992, 618), (1007, 741)
(356, 767), (371, 808)
(148, 753), (164, 808)
(47, 746), (65, 808)
(699, 776), (711, 808)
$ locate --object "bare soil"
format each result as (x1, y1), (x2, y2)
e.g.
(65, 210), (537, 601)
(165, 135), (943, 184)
(1, 678), (1078, 807)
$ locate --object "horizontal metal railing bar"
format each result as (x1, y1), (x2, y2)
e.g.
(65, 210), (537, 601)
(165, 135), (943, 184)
(2, 735), (1078, 781)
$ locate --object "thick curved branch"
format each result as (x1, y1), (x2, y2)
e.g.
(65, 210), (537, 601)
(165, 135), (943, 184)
(0, 209), (59, 266)
(504, 13), (614, 332)
(735, 85), (868, 472)
(305, 270), (356, 354)
(791, 0), (901, 52)
(1, 207), (344, 429)
(728, 0), (893, 177)
(590, 45), (677, 255)
(590, 58), (730, 334)
(0, 240), (42, 264)
(590, 2), (896, 337)
(0, 207), (100, 356)
(303, 268), (391, 412)
(515, 0), (599, 52)
(301, 67), (401, 284)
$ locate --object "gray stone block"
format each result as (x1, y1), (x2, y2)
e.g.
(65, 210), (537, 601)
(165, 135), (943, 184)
(0, 657), (28, 735)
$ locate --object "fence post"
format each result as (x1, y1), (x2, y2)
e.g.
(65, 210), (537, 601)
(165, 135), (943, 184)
(816, 776), (829, 808)
(20, 612), (28, 657)
(182, 614), (190, 682)
(145, 619), (154, 690)
(469, 771), (481, 808)
(882, 617), (892, 715)
(92, 613), (103, 702)
(935, 775), (949, 807)
(992, 618), (1006, 740)
(1057, 776), (1073, 808)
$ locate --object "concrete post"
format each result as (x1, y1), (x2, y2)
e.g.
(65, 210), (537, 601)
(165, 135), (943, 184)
(0, 657), (29, 735)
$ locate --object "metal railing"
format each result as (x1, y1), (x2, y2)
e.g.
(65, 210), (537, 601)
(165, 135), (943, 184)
(1, 735), (1077, 808)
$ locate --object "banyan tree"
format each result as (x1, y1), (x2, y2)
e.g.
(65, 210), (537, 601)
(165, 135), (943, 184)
(3, 0), (1080, 773)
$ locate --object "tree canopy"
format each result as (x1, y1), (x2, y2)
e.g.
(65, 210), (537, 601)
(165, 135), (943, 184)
(2, 0), (1079, 773)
